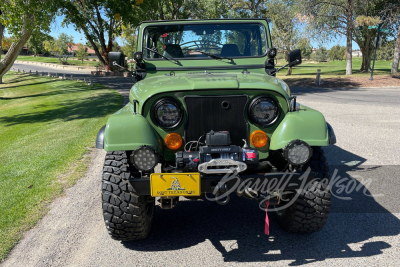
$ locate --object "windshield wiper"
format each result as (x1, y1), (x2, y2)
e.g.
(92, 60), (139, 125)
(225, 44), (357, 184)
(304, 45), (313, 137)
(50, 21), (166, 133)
(196, 50), (233, 63)
(143, 47), (180, 64)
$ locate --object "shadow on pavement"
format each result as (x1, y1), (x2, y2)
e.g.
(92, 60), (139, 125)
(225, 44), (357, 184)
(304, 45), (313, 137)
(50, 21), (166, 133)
(122, 146), (400, 264)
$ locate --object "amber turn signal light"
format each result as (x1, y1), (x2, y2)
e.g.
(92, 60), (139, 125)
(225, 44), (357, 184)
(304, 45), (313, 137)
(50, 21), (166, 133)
(165, 133), (183, 150)
(250, 130), (268, 148)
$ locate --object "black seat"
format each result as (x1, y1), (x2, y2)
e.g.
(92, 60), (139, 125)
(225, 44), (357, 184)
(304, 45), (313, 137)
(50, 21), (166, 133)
(220, 44), (242, 57)
(163, 44), (184, 58)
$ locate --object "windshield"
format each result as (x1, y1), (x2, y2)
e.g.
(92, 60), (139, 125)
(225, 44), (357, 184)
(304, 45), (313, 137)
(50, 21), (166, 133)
(142, 23), (267, 59)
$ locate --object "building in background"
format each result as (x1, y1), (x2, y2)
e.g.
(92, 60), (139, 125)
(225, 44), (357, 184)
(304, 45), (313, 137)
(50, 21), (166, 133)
(68, 44), (96, 57)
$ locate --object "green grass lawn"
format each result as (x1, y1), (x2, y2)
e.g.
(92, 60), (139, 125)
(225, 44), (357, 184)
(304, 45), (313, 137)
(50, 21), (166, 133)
(17, 56), (100, 67)
(276, 57), (393, 78)
(0, 72), (122, 260)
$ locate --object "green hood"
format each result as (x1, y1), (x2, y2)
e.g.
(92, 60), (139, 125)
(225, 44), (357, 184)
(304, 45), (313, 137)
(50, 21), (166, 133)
(129, 72), (291, 105)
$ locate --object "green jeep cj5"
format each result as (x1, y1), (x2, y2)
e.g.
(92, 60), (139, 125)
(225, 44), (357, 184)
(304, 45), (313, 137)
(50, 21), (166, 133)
(96, 18), (336, 241)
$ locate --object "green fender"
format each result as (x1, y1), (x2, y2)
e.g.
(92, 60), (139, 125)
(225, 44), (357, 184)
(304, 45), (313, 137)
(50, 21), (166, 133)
(102, 103), (163, 152)
(269, 105), (332, 150)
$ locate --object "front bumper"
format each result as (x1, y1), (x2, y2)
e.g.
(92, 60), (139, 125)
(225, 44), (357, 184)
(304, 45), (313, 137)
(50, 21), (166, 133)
(129, 171), (317, 196)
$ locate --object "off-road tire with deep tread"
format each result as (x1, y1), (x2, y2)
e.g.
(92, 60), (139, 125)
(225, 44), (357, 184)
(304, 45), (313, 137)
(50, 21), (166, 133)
(275, 147), (331, 233)
(102, 151), (154, 241)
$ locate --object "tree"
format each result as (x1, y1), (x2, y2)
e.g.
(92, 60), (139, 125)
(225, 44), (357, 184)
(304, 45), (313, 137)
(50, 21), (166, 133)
(353, 1), (392, 72)
(111, 40), (121, 52)
(43, 33), (73, 64)
(300, 0), (360, 75)
(303, 0), (399, 75)
(0, 10), (4, 62)
(139, 0), (224, 21)
(385, 5), (400, 74)
(43, 39), (57, 55)
(120, 25), (137, 59)
(297, 38), (313, 60)
(393, 24), (400, 73)
(0, 0), (59, 83)
(360, 1), (400, 74)
(75, 44), (88, 64)
(267, 0), (301, 75)
(314, 46), (328, 62)
(57, 33), (74, 56)
(60, 0), (144, 70)
(354, 15), (382, 71)
(377, 40), (395, 61)
(227, 0), (268, 18)
(26, 31), (53, 56)
(329, 45), (346, 61)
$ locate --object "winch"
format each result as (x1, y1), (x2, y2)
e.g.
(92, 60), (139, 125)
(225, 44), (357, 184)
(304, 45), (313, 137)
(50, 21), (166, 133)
(175, 130), (259, 174)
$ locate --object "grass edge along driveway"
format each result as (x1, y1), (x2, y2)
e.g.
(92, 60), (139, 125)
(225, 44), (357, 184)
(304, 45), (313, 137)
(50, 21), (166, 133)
(0, 72), (122, 261)
(16, 56), (100, 67)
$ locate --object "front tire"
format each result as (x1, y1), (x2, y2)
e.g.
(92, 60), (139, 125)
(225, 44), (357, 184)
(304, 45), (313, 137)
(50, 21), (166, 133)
(102, 151), (154, 241)
(275, 147), (331, 233)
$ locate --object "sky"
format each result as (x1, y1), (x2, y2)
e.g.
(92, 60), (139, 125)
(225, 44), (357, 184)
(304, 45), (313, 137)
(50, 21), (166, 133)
(5, 15), (361, 50)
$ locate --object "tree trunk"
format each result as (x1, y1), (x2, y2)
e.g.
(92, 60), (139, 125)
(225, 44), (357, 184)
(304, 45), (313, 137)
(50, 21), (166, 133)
(0, 22), (4, 84)
(0, 16), (34, 84)
(287, 67), (292, 75)
(356, 32), (373, 72)
(345, 0), (353, 75)
(391, 24), (400, 74)
(359, 46), (371, 72)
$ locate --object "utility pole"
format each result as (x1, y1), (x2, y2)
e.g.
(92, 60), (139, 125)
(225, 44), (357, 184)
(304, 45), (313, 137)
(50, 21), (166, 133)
(370, 23), (383, 81)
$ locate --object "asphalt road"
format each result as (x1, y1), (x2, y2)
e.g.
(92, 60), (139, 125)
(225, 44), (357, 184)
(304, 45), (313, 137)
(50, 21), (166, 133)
(2, 64), (400, 266)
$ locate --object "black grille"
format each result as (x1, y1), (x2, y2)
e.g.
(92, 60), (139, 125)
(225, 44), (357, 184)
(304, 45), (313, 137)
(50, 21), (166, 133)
(184, 95), (248, 146)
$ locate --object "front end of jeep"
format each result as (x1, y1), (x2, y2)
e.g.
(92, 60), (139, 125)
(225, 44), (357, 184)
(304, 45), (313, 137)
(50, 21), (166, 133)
(97, 19), (336, 240)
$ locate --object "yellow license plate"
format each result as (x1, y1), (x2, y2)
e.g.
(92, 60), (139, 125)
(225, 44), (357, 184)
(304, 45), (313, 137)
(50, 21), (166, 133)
(150, 173), (201, 197)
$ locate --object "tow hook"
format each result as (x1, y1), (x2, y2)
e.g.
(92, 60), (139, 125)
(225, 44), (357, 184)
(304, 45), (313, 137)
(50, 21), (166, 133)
(258, 192), (280, 208)
(212, 183), (231, 205)
(237, 187), (281, 208)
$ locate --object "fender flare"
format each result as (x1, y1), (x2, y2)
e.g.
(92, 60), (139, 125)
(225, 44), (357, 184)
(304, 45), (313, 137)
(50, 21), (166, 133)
(327, 122), (336, 145)
(96, 125), (106, 149)
(269, 107), (334, 150)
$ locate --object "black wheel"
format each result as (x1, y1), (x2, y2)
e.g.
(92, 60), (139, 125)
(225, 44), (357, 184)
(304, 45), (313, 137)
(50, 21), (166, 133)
(275, 147), (331, 233)
(102, 151), (154, 241)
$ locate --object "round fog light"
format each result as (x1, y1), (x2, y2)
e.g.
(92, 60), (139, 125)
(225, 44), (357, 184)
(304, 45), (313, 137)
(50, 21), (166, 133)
(284, 140), (312, 165)
(131, 146), (158, 171)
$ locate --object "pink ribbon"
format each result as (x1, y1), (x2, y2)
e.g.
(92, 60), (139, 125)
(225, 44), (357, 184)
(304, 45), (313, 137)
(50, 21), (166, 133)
(265, 200), (270, 235)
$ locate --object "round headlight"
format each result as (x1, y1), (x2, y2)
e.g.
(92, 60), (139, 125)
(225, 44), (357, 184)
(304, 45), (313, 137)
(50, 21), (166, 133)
(131, 146), (158, 171)
(153, 98), (182, 128)
(284, 140), (312, 166)
(249, 97), (279, 126)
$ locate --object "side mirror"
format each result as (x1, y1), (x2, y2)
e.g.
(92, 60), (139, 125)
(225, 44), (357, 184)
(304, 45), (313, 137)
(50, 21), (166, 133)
(109, 52), (125, 67)
(266, 47), (277, 58)
(133, 51), (143, 63)
(288, 49), (302, 67)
